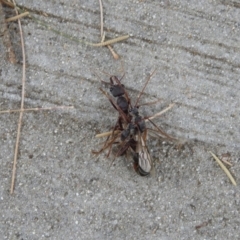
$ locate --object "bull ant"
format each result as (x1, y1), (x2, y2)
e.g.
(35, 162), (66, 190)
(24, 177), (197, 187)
(93, 70), (177, 176)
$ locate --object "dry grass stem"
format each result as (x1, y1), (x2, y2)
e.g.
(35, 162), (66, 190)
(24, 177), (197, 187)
(99, 0), (104, 37)
(107, 45), (119, 60)
(221, 159), (233, 166)
(10, 0), (26, 194)
(147, 103), (175, 121)
(98, 0), (120, 59)
(96, 130), (121, 138)
(0, 106), (74, 114)
(0, 0), (14, 8)
(209, 151), (237, 186)
(6, 11), (29, 22)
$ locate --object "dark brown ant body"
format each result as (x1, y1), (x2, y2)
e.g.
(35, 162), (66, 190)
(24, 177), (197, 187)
(104, 76), (130, 116)
(96, 75), (152, 176)
(94, 71), (176, 176)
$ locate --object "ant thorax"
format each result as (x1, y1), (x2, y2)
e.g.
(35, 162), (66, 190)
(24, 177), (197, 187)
(129, 107), (146, 133)
(116, 96), (128, 114)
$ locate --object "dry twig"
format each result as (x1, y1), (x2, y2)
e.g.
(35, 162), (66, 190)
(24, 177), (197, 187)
(147, 103), (175, 121)
(99, 0), (119, 59)
(6, 11), (29, 22)
(10, 0), (26, 194)
(209, 151), (237, 186)
(88, 35), (129, 47)
(96, 130), (121, 138)
(0, 106), (74, 114)
(0, 0), (14, 7)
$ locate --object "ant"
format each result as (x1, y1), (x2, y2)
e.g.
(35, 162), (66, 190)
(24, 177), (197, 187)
(93, 70), (177, 176)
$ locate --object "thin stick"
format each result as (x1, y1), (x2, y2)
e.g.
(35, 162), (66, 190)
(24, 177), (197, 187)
(96, 130), (120, 138)
(6, 12), (29, 22)
(0, 106), (74, 114)
(99, 0), (104, 37)
(147, 103), (175, 121)
(221, 159), (232, 167)
(209, 151), (237, 186)
(99, 0), (119, 59)
(107, 45), (119, 60)
(0, 0), (14, 8)
(10, 0), (26, 194)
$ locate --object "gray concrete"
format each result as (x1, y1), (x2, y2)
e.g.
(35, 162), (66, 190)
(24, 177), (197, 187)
(0, 0), (240, 239)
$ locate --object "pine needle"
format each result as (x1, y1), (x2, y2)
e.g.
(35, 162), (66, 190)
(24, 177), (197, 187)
(96, 130), (120, 138)
(0, 106), (74, 114)
(6, 11), (29, 22)
(209, 151), (237, 186)
(10, 0), (26, 194)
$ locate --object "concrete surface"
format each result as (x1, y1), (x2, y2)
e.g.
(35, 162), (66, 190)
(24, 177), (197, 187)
(0, 0), (240, 239)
